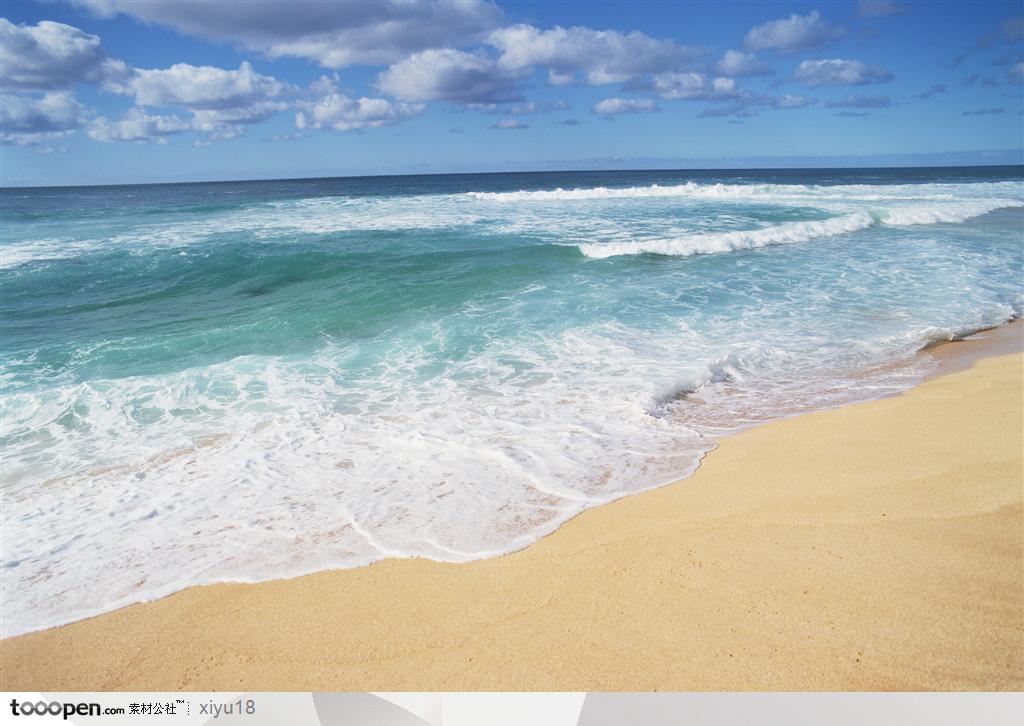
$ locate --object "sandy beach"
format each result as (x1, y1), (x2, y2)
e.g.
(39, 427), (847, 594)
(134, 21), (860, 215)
(2, 324), (1021, 691)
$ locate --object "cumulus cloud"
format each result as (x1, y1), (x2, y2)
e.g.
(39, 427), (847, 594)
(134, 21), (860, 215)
(856, 1), (906, 18)
(0, 91), (89, 146)
(743, 11), (844, 55)
(115, 61), (293, 110)
(643, 72), (741, 101)
(376, 48), (520, 104)
(1011, 61), (1024, 81)
(1, 20), (297, 144)
(73, 0), (502, 68)
(591, 98), (658, 115)
(489, 24), (701, 85)
(792, 58), (893, 86)
(295, 93), (424, 132)
(87, 103), (288, 144)
(714, 50), (773, 77)
(825, 94), (893, 108)
(192, 101), (288, 127)
(87, 108), (190, 143)
(0, 18), (129, 90)
(491, 118), (528, 129)
(100, 60), (295, 138)
(192, 102), (291, 139)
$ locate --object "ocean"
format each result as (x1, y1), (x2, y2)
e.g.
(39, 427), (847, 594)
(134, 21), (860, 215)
(2, 166), (1022, 636)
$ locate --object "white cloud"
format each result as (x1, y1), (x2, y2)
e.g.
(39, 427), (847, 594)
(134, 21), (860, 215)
(376, 48), (520, 104)
(1010, 61), (1024, 81)
(646, 72), (741, 101)
(714, 50), (773, 77)
(743, 11), (844, 54)
(73, 0), (502, 68)
(793, 58), (893, 86)
(117, 61), (293, 110)
(295, 93), (424, 132)
(591, 98), (658, 115)
(191, 101), (290, 139)
(0, 18), (129, 90)
(0, 91), (89, 146)
(104, 61), (294, 138)
(1, 21), (296, 144)
(489, 24), (700, 85)
(87, 108), (190, 143)
(191, 101), (288, 128)
(491, 118), (528, 129)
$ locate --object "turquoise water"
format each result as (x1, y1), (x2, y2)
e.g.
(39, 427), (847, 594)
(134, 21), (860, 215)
(2, 167), (1022, 635)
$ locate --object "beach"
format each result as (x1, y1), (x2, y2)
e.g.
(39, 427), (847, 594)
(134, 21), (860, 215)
(3, 323), (1020, 691)
(5, 171), (1023, 639)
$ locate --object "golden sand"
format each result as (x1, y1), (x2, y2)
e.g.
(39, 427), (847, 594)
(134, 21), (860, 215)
(2, 328), (1021, 691)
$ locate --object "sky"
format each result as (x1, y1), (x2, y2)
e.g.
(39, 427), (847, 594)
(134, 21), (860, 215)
(1, 0), (1023, 186)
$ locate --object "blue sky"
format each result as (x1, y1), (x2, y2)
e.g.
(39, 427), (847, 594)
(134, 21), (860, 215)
(2, 0), (1022, 185)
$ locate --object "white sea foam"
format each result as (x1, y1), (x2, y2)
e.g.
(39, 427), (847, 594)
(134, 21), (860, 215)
(880, 198), (1023, 225)
(579, 212), (875, 258)
(577, 198), (1023, 258)
(1, 329), (721, 636)
(466, 180), (1024, 203)
(3, 305), (1013, 636)
(4, 180), (1021, 269)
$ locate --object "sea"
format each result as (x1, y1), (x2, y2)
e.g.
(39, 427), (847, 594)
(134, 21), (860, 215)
(2, 166), (1022, 636)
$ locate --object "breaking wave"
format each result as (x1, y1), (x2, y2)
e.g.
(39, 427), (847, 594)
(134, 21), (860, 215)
(578, 199), (1023, 258)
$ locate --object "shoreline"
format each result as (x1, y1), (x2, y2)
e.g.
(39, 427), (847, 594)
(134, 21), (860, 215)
(922, 318), (1024, 376)
(1, 321), (1021, 690)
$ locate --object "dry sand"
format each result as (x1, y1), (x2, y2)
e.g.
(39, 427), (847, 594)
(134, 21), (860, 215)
(2, 325), (1022, 691)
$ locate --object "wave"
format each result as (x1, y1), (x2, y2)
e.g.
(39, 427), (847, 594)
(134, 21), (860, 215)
(579, 213), (872, 259)
(879, 198), (1023, 225)
(578, 199), (1023, 258)
(467, 180), (1024, 203)
(467, 182), (773, 201)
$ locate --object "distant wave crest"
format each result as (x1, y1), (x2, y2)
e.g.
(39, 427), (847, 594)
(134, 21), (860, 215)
(578, 198), (1023, 259)
(579, 213), (874, 259)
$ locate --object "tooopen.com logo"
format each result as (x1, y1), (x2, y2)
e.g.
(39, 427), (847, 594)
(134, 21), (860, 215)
(9, 699), (125, 719)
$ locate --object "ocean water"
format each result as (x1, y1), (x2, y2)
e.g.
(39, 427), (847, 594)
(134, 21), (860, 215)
(1, 166), (1022, 636)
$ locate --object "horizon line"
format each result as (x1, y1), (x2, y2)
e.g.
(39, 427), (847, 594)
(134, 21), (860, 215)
(3, 159), (1023, 191)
